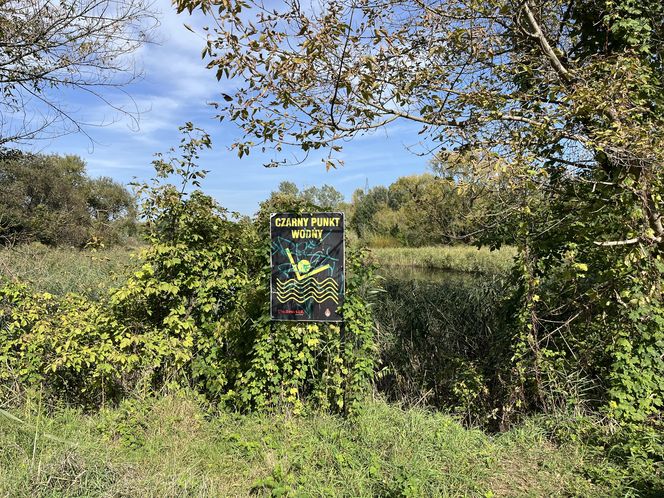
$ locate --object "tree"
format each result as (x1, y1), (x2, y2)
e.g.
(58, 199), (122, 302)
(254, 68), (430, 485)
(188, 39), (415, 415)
(182, 0), (662, 240)
(261, 181), (344, 213)
(86, 175), (138, 243)
(346, 171), (505, 246)
(301, 184), (344, 209)
(0, 0), (157, 145)
(349, 185), (388, 239)
(276, 181), (299, 198)
(181, 0), (664, 427)
(428, 150), (521, 246)
(0, 150), (137, 246)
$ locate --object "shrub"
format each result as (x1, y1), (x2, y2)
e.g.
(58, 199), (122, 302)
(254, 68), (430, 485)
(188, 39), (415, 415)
(0, 284), (124, 404)
(0, 125), (376, 415)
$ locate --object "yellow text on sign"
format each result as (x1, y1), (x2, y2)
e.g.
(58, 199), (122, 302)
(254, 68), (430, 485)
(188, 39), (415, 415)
(274, 216), (341, 229)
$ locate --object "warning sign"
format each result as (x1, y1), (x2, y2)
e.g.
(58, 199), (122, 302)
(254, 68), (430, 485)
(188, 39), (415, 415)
(270, 212), (344, 321)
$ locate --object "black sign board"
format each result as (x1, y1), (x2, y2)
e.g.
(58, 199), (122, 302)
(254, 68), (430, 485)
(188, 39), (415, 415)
(270, 212), (344, 321)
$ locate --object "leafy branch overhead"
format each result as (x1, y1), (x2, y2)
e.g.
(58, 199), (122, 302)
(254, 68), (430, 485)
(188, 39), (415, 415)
(176, 0), (664, 432)
(179, 1), (661, 173)
(0, 0), (158, 144)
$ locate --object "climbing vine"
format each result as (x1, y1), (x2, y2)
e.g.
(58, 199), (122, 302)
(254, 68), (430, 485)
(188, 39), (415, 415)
(0, 126), (377, 415)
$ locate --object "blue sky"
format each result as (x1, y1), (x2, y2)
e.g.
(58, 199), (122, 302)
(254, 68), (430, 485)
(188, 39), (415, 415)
(33, 0), (431, 216)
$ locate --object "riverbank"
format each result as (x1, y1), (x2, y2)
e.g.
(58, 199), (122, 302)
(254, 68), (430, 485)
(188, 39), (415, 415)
(371, 246), (516, 274)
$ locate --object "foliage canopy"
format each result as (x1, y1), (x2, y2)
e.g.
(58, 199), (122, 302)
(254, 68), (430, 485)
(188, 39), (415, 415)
(178, 0), (664, 439)
(0, 150), (137, 247)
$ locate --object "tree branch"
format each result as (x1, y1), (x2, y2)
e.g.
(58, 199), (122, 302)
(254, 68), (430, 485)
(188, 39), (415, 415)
(521, 1), (572, 83)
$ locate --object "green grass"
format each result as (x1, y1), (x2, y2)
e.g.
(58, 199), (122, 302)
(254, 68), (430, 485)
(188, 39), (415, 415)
(0, 243), (139, 299)
(371, 245), (516, 274)
(0, 394), (606, 497)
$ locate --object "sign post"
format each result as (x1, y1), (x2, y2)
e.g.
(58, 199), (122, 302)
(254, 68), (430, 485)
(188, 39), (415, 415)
(270, 212), (344, 321)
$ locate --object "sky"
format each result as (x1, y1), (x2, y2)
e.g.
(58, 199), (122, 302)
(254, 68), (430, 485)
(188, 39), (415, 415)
(33, 0), (431, 216)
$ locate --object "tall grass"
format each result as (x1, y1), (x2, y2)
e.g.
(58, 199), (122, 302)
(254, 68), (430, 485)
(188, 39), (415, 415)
(373, 273), (511, 427)
(0, 243), (139, 299)
(0, 393), (605, 497)
(371, 245), (516, 274)
(0, 244), (513, 301)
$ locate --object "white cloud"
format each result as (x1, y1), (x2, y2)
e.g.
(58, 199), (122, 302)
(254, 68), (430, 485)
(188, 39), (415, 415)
(73, 0), (229, 143)
(33, 0), (432, 216)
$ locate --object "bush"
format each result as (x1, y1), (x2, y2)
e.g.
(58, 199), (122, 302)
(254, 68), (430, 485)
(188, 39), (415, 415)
(0, 125), (376, 415)
(0, 149), (137, 247)
(539, 413), (663, 495)
(0, 284), (126, 404)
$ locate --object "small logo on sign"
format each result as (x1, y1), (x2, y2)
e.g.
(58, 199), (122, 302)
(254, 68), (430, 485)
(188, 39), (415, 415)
(324, 308), (331, 317)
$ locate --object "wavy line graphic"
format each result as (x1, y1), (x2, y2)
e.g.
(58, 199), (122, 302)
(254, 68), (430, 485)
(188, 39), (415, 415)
(276, 290), (338, 300)
(277, 295), (338, 304)
(277, 283), (338, 293)
(276, 284), (337, 293)
(276, 291), (339, 304)
(277, 279), (338, 290)
(277, 284), (338, 292)
(275, 277), (340, 304)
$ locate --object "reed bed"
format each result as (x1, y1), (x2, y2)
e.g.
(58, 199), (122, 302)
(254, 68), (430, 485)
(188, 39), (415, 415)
(371, 245), (516, 274)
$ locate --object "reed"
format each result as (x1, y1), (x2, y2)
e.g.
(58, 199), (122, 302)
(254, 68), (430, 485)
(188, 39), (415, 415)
(371, 245), (516, 274)
(0, 242), (139, 298)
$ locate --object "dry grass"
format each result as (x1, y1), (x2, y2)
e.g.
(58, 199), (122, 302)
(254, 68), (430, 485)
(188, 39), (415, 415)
(0, 243), (140, 299)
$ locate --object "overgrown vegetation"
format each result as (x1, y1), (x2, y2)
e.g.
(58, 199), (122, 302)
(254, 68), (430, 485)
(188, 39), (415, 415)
(0, 125), (375, 415)
(0, 243), (136, 299)
(172, 0), (664, 493)
(2, 0), (663, 491)
(374, 273), (508, 426)
(373, 267), (663, 493)
(0, 126), (660, 493)
(0, 392), (612, 497)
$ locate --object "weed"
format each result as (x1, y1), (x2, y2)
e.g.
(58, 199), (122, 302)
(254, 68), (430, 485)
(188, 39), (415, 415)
(0, 243), (138, 298)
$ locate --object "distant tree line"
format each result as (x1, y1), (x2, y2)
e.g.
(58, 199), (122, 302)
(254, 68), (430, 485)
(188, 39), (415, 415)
(2, 153), (508, 250)
(348, 152), (517, 247)
(0, 150), (138, 247)
(262, 154), (516, 248)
